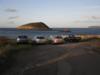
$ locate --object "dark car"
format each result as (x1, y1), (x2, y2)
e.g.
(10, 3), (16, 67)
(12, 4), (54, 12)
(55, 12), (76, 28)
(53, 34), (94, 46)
(16, 35), (29, 44)
(64, 34), (81, 42)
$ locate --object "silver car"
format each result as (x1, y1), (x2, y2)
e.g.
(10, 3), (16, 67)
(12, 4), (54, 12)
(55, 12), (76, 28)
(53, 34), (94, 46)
(32, 36), (48, 44)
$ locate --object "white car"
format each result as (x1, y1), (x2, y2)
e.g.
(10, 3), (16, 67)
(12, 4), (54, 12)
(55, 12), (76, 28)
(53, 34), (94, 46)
(16, 35), (28, 44)
(50, 35), (65, 44)
(32, 36), (48, 44)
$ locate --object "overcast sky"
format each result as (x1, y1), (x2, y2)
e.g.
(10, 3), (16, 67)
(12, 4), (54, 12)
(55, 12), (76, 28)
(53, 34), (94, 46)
(0, 0), (100, 28)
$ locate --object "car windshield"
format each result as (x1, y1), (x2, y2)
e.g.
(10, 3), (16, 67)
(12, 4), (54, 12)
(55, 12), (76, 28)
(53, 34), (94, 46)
(55, 36), (62, 38)
(18, 36), (27, 38)
(37, 37), (45, 39)
(69, 35), (75, 37)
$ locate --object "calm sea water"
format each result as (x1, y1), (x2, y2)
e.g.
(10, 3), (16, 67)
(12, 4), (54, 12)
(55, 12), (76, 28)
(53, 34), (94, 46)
(0, 28), (100, 39)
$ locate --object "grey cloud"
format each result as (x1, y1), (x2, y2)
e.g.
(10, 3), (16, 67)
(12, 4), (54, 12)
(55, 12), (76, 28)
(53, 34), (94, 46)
(7, 21), (15, 24)
(91, 16), (100, 19)
(8, 16), (19, 20)
(82, 16), (100, 20)
(74, 20), (100, 24)
(5, 8), (18, 12)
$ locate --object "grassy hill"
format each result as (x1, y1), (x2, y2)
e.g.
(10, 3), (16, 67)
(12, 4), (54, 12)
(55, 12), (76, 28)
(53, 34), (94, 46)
(16, 22), (50, 30)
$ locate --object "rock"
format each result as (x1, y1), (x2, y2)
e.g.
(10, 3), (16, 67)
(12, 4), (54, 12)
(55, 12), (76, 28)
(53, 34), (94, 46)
(16, 22), (50, 30)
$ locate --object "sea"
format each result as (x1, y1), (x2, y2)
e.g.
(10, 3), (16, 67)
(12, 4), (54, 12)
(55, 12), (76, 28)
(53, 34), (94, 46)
(0, 28), (100, 39)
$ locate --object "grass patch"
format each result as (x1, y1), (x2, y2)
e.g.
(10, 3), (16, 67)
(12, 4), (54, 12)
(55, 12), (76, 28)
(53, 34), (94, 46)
(0, 39), (36, 74)
(80, 37), (100, 42)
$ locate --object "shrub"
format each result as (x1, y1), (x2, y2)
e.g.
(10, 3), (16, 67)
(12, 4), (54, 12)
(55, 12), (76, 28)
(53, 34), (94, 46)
(0, 36), (10, 45)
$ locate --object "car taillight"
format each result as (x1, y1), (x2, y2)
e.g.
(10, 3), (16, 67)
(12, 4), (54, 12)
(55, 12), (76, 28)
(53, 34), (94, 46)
(54, 39), (58, 42)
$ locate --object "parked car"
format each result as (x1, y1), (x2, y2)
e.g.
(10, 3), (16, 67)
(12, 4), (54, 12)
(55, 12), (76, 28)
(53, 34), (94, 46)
(50, 35), (65, 44)
(64, 34), (81, 42)
(16, 35), (29, 44)
(32, 36), (48, 44)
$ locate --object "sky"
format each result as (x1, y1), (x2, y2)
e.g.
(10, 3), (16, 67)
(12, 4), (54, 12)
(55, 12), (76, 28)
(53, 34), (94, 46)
(0, 0), (100, 28)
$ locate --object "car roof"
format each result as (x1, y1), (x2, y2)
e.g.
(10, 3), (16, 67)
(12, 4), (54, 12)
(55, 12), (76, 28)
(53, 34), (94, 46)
(18, 35), (28, 38)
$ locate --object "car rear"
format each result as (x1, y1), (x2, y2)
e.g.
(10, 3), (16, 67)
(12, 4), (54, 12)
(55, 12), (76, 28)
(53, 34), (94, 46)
(32, 36), (48, 44)
(51, 36), (64, 44)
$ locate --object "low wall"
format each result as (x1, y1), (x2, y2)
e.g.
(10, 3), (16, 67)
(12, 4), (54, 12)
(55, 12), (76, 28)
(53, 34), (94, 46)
(62, 34), (100, 40)
(77, 34), (100, 40)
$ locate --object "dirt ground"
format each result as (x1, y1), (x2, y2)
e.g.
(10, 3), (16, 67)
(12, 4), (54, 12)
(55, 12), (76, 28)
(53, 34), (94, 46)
(2, 41), (100, 75)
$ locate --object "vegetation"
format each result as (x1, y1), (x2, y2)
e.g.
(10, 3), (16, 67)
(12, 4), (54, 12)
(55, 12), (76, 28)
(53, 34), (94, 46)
(0, 37), (35, 74)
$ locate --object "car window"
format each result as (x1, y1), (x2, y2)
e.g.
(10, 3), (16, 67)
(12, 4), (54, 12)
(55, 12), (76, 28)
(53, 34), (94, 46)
(55, 36), (62, 38)
(37, 37), (45, 39)
(18, 36), (27, 38)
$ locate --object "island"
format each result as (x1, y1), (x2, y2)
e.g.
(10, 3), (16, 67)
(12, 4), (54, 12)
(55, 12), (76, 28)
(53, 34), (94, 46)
(88, 26), (100, 28)
(16, 22), (50, 30)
